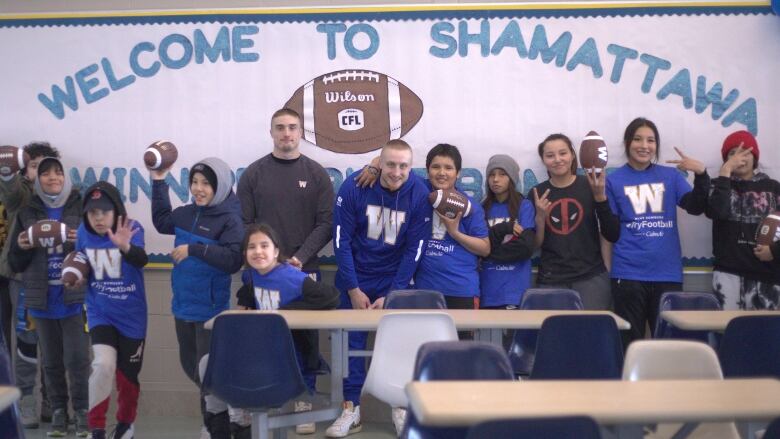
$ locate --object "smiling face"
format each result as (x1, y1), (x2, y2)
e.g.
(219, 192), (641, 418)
(38, 166), (64, 195)
(245, 231), (280, 275)
(86, 208), (115, 236)
(627, 126), (657, 169)
(190, 173), (215, 206)
(541, 139), (575, 178)
(379, 146), (413, 191)
(427, 155), (459, 191)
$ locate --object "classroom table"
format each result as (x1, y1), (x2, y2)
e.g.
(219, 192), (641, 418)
(203, 309), (630, 436)
(660, 310), (779, 331)
(406, 379), (780, 439)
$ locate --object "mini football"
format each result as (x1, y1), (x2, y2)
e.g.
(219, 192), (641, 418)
(429, 189), (472, 219)
(755, 212), (780, 246)
(284, 70), (424, 154)
(144, 140), (178, 170)
(579, 131), (608, 173)
(27, 219), (68, 248)
(62, 251), (90, 285)
(0, 145), (29, 179)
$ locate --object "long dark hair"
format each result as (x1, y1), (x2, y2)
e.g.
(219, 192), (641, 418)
(623, 117), (660, 163)
(482, 172), (522, 223)
(242, 223), (285, 267)
(538, 133), (578, 177)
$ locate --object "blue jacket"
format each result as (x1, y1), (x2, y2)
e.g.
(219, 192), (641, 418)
(152, 158), (244, 321)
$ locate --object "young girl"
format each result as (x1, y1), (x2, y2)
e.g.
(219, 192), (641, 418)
(701, 131), (780, 310)
(606, 118), (709, 346)
(9, 157), (90, 437)
(69, 181), (148, 439)
(231, 223), (340, 438)
(480, 154), (535, 309)
(531, 134), (620, 310)
(151, 157), (244, 438)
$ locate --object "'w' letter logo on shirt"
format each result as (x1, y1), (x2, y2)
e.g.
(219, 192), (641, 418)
(624, 183), (665, 215)
(298, 181), (307, 188)
(254, 288), (280, 310)
(86, 248), (122, 280)
(365, 205), (407, 245)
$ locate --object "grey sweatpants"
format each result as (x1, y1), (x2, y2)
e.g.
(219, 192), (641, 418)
(537, 270), (613, 310)
(33, 312), (91, 411)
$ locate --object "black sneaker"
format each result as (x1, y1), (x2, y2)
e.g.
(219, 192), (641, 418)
(75, 409), (89, 437)
(90, 429), (106, 439)
(109, 422), (134, 439)
(47, 408), (68, 437)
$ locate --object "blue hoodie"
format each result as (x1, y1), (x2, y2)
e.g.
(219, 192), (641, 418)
(333, 171), (431, 295)
(152, 157), (244, 321)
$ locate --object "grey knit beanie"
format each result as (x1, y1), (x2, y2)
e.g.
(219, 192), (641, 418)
(486, 154), (520, 186)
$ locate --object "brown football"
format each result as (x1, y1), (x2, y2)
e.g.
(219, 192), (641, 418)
(579, 131), (608, 173)
(27, 219), (68, 248)
(284, 70), (423, 154)
(144, 140), (178, 170)
(429, 189), (472, 219)
(62, 251), (90, 285)
(755, 212), (780, 246)
(0, 145), (30, 179)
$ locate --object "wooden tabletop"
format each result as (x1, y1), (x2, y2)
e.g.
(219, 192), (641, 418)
(661, 310), (780, 331)
(0, 386), (20, 412)
(204, 309), (631, 330)
(406, 379), (780, 427)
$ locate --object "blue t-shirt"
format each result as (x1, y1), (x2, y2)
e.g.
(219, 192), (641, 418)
(415, 188), (489, 298)
(606, 164), (692, 283)
(480, 199), (536, 307)
(250, 264), (308, 310)
(78, 221), (147, 339)
(30, 206), (82, 320)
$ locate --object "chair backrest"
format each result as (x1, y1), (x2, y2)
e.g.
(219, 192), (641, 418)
(363, 312), (458, 408)
(718, 315), (780, 378)
(763, 417), (780, 439)
(414, 341), (515, 381)
(622, 340), (723, 381)
(466, 416), (602, 439)
(509, 289), (584, 376)
(402, 341), (514, 439)
(530, 315), (623, 380)
(384, 290), (447, 309)
(202, 314), (306, 409)
(520, 288), (585, 310)
(653, 292), (721, 342)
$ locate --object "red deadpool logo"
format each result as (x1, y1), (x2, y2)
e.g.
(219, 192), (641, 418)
(546, 198), (584, 235)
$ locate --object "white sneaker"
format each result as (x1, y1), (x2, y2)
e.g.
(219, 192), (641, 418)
(294, 401), (315, 435)
(325, 401), (362, 438)
(199, 425), (210, 439)
(391, 407), (407, 436)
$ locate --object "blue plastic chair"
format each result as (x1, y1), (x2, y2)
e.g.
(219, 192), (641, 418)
(202, 314), (306, 437)
(530, 315), (623, 380)
(402, 341), (514, 439)
(718, 315), (780, 378)
(653, 292), (721, 345)
(508, 289), (583, 376)
(384, 290), (447, 309)
(762, 417), (780, 439)
(466, 416), (602, 439)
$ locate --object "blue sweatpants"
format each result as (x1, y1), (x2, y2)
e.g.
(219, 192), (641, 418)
(337, 275), (392, 406)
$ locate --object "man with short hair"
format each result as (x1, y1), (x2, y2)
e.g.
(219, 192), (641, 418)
(236, 108), (333, 435)
(326, 139), (431, 438)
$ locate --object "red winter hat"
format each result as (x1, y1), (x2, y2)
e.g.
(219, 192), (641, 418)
(721, 130), (759, 163)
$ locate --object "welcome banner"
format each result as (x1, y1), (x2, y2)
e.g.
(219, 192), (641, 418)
(1, 3), (778, 264)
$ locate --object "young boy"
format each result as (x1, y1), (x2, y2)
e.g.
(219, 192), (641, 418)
(151, 157), (244, 438)
(0, 141), (59, 428)
(8, 156), (90, 437)
(67, 181), (148, 439)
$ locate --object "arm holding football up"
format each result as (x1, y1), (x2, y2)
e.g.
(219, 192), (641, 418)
(150, 169), (175, 235)
(437, 212), (490, 257)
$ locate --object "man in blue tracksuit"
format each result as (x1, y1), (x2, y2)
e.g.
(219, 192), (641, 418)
(326, 140), (431, 438)
(151, 157), (244, 439)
